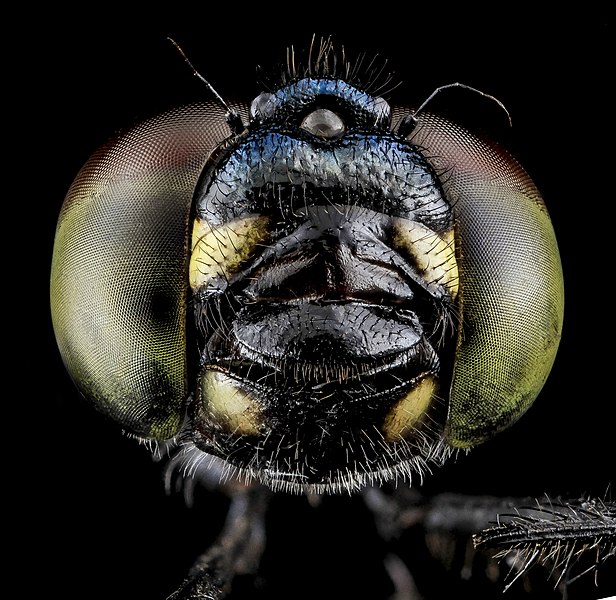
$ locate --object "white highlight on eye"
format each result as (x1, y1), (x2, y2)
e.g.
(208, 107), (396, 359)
(189, 215), (270, 290)
(392, 220), (459, 299)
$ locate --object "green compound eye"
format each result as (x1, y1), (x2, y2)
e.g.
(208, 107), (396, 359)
(50, 103), (234, 439)
(50, 72), (563, 493)
(407, 112), (564, 448)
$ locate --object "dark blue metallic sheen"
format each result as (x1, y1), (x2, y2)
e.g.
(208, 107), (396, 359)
(252, 78), (391, 130)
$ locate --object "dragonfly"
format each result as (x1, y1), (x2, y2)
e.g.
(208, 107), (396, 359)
(50, 37), (614, 599)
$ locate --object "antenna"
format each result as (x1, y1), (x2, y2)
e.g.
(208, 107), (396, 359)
(398, 82), (512, 138)
(167, 37), (244, 134)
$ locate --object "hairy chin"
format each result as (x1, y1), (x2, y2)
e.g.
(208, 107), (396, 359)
(157, 428), (458, 497)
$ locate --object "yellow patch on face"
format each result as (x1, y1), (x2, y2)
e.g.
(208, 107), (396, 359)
(382, 376), (437, 442)
(392, 220), (459, 299)
(189, 215), (270, 290)
(201, 370), (263, 436)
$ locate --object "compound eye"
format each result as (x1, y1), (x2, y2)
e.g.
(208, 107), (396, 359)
(300, 108), (345, 139)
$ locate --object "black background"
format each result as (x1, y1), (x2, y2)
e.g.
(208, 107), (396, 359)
(18, 7), (614, 600)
